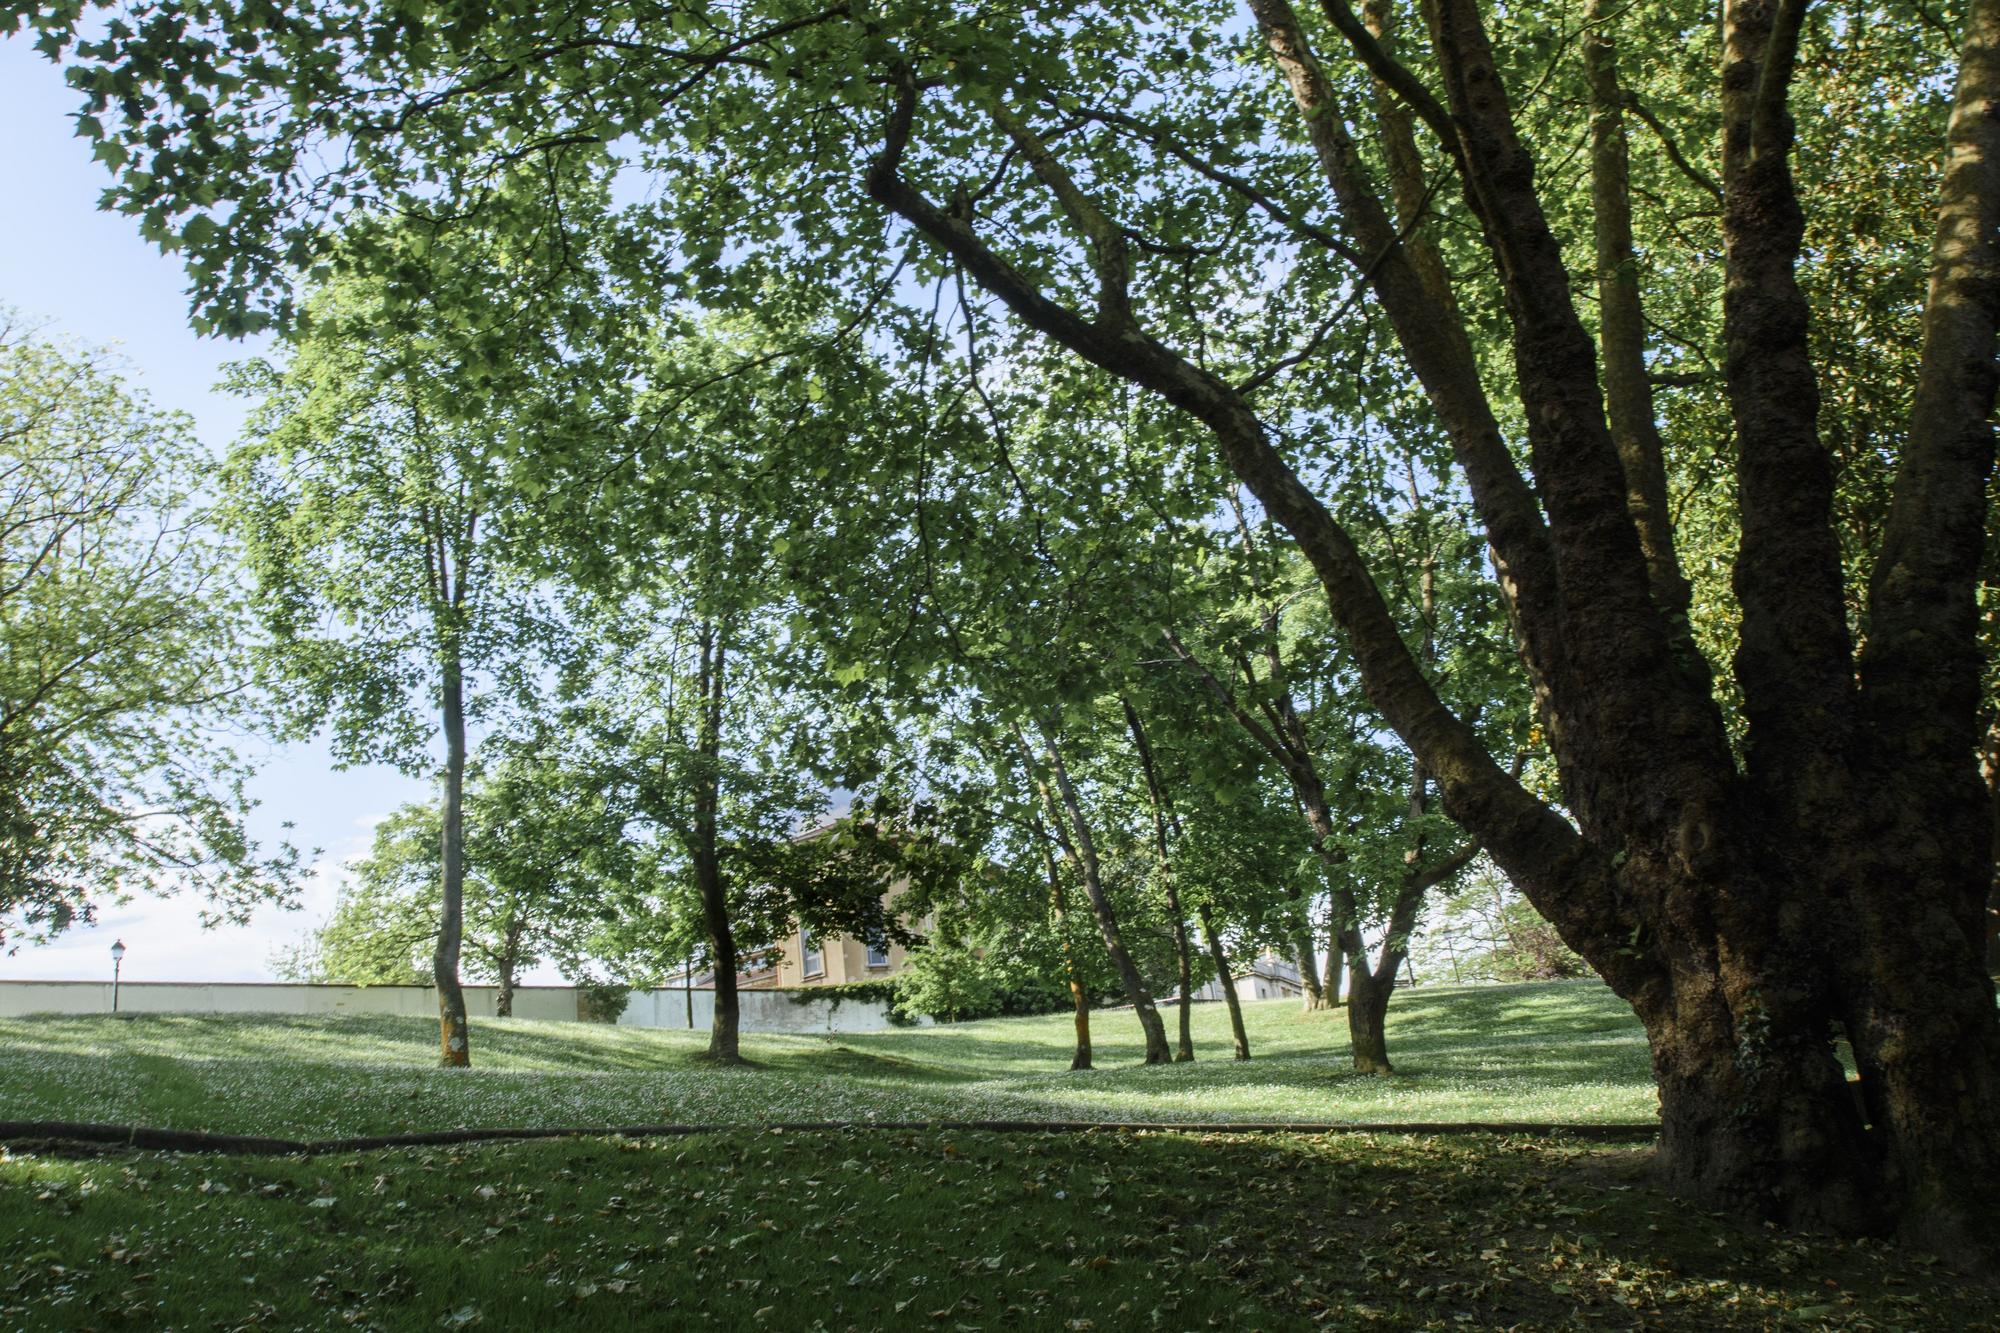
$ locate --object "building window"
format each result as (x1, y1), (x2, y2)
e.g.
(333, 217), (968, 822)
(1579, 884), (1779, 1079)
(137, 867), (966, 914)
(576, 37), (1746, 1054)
(801, 931), (825, 978)
(865, 939), (890, 969)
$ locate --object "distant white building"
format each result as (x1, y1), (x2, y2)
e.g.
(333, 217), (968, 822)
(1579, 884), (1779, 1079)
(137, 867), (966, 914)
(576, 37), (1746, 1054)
(1188, 951), (1304, 1003)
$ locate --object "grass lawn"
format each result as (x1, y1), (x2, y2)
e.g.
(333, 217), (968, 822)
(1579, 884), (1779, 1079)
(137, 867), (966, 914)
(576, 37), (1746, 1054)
(2, 982), (1992, 1329)
(0, 981), (1655, 1137)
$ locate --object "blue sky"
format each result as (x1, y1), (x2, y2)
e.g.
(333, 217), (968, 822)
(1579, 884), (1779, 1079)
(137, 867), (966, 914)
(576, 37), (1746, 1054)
(0, 36), (442, 982)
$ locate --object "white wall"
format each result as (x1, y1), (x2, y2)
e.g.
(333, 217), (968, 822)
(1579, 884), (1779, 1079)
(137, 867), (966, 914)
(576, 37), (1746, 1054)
(619, 986), (918, 1034)
(0, 981), (918, 1033)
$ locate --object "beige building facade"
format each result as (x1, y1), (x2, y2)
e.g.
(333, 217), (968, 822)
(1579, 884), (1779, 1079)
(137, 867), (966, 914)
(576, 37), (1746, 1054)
(741, 927), (916, 989)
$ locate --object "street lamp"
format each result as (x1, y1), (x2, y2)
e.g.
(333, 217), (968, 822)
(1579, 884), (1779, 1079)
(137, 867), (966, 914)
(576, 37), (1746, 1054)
(110, 939), (126, 1014)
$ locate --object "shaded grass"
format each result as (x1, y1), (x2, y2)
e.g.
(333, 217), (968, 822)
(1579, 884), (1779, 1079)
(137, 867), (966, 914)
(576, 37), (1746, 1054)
(2, 1129), (1989, 1330)
(0, 981), (1659, 1138)
(2, 981), (1991, 1329)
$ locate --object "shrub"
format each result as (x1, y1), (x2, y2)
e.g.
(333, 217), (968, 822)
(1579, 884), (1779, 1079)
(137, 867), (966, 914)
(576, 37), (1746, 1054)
(575, 980), (632, 1023)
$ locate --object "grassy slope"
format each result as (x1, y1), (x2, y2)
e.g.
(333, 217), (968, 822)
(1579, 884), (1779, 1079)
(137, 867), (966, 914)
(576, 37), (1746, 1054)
(0, 981), (1656, 1137)
(3, 982), (1992, 1329)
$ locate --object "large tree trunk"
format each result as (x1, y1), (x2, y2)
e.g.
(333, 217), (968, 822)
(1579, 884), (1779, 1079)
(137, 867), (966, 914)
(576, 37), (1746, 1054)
(1344, 967), (1392, 1074)
(1199, 904), (1250, 1060)
(1340, 836), (1449, 1074)
(693, 621), (741, 1064)
(1031, 723), (1172, 1064)
(434, 649), (471, 1068)
(865, 0), (2000, 1252)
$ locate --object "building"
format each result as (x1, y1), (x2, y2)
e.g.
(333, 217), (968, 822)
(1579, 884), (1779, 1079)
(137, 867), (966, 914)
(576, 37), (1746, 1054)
(738, 924), (918, 989)
(1186, 951), (1304, 1003)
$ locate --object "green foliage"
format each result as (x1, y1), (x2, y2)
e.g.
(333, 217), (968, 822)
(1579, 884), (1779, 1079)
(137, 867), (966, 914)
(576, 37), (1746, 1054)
(221, 265), (558, 773)
(574, 980), (633, 1024)
(890, 942), (1005, 1024)
(1413, 868), (1589, 986)
(784, 978), (914, 1025)
(12, 0), (1992, 1124)
(270, 806), (436, 987)
(274, 736), (637, 988)
(0, 314), (301, 948)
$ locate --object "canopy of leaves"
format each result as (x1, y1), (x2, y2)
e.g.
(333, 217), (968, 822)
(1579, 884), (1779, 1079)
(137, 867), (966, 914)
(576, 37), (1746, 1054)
(0, 314), (300, 949)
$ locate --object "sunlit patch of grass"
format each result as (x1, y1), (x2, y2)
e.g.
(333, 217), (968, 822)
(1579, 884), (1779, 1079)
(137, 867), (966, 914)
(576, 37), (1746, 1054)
(0, 981), (1659, 1137)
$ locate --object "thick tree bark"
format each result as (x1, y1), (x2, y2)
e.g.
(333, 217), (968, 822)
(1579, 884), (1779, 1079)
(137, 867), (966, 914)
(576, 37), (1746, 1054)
(1581, 0), (1700, 649)
(693, 621), (741, 1064)
(1030, 723), (1172, 1064)
(434, 649), (471, 1068)
(1122, 700), (1195, 1060)
(866, 14), (2000, 1249)
(1842, 0), (2000, 1255)
(1986, 716), (2000, 976)
(1344, 969), (1393, 1074)
(1198, 904), (1251, 1060)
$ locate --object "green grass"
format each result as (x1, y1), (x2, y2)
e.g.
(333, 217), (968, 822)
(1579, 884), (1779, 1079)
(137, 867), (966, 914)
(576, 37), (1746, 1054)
(3, 981), (1992, 1329)
(0, 981), (1658, 1138)
(5, 1130), (1990, 1329)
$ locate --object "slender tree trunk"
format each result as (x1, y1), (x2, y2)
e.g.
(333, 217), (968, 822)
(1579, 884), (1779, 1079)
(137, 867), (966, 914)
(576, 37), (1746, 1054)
(693, 620), (741, 1064)
(494, 914), (523, 1019)
(1035, 809), (1092, 1071)
(1199, 904), (1250, 1060)
(1122, 700), (1194, 1060)
(1322, 928), (1343, 1006)
(434, 651), (471, 1067)
(1068, 947), (1093, 1069)
(1295, 940), (1326, 1011)
(1031, 723), (1171, 1064)
(1173, 924), (1195, 1059)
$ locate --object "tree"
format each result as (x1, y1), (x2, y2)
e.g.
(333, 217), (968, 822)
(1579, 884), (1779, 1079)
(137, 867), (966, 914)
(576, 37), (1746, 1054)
(842, 0), (2000, 1247)
(29, 0), (2000, 1251)
(568, 562), (905, 1062)
(272, 805), (437, 987)
(0, 315), (300, 949)
(274, 734), (637, 1012)
(225, 262), (560, 1067)
(1150, 478), (1520, 1070)
(1411, 864), (1588, 985)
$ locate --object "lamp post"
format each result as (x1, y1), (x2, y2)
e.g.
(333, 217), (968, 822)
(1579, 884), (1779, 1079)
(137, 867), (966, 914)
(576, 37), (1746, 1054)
(110, 939), (126, 1014)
